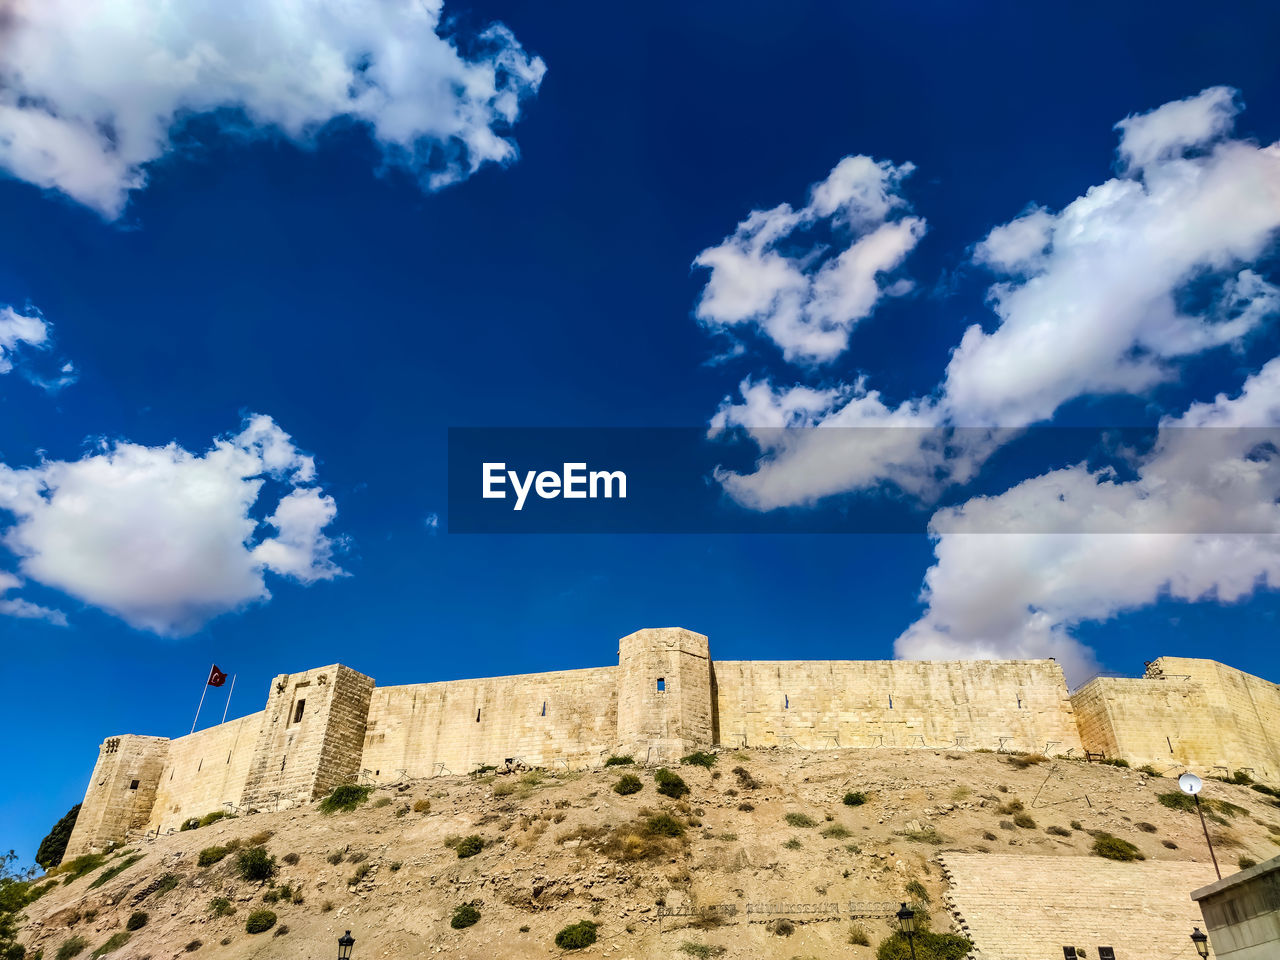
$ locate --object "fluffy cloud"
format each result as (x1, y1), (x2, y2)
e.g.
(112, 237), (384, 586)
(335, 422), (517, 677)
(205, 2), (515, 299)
(944, 87), (1280, 426)
(711, 87), (1280, 507)
(0, 571), (67, 626)
(693, 156), (925, 364)
(896, 359), (1280, 683)
(0, 415), (343, 634)
(0, 0), (546, 218)
(0, 306), (50, 374)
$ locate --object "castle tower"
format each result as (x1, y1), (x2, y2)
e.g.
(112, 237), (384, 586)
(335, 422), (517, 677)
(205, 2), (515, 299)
(615, 627), (715, 762)
(64, 735), (169, 859)
(240, 664), (374, 812)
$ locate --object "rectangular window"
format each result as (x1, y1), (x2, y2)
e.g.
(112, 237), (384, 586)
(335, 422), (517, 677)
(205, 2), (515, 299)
(656, 678), (665, 692)
(293, 699), (306, 723)
(1063, 949), (1078, 960)
(129, 779), (139, 790)
(476, 709), (481, 722)
(1097, 948), (1115, 960)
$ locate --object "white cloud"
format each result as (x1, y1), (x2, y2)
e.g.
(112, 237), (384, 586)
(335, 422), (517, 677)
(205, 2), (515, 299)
(693, 156), (925, 364)
(710, 87), (1280, 507)
(945, 91), (1280, 426)
(0, 306), (50, 374)
(896, 358), (1280, 684)
(0, 570), (67, 626)
(1115, 85), (1240, 171)
(0, 415), (343, 634)
(0, 0), (546, 218)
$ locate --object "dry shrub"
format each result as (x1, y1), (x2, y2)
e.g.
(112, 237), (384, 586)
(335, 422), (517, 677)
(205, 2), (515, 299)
(1006, 753), (1048, 769)
(560, 814), (690, 863)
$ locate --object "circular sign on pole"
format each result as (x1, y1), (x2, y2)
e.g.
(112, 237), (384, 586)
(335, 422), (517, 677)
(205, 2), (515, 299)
(1179, 772), (1203, 795)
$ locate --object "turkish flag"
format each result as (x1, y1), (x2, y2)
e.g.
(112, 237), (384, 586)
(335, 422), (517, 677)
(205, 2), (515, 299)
(207, 665), (228, 687)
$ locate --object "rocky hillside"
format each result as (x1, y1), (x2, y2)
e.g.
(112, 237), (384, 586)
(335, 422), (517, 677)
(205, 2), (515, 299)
(15, 749), (1280, 960)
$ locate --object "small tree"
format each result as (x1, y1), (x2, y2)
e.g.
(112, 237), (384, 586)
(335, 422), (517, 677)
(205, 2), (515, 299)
(555, 921), (599, 950)
(235, 847), (278, 882)
(36, 805), (81, 870)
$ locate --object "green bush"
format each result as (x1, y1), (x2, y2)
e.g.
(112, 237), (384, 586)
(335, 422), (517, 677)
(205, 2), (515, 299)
(245, 909), (277, 934)
(319, 784), (373, 814)
(679, 943), (726, 958)
(849, 924), (871, 946)
(645, 813), (685, 837)
(1092, 834), (1145, 862)
(1239, 856), (1258, 870)
(207, 898), (234, 917)
(555, 920), (599, 950)
(785, 813), (817, 828)
(185, 940), (202, 952)
(876, 929), (971, 960)
(843, 791), (868, 806)
(198, 811), (234, 828)
(327, 851), (344, 865)
(88, 932), (130, 959)
(1046, 825), (1071, 837)
(905, 879), (930, 904)
(87, 855), (143, 890)
(680, 752), (717, 769)
(197, 846), (229, 867)
(450, 904), (481, 929)
(654, 768), (689, 799)
(604, 756), (634, 767)
(36, 805), (81, 870)
(347, 863), (371, 885)
(235, 847), (278, 882)
(1137, 764), (1161, 777)
(613, 774), (643, 795)
(732, 766), (760, 790)
(55, 854), (105, 884)
(783, 837), (802, 850)
(455, 835), (484, 859)
(179, 819), (201, 832)
(821, 824), (852, 839)
(125, 912), (147, 931)
(55, 938), (87, 960)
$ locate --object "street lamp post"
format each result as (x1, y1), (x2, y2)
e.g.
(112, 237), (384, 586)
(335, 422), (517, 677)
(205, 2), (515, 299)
(1179, 773), (1221, 880)
(896, 902), (918, 960)
(337, 930), (355, 960)
(1190, 927), (1210, 958)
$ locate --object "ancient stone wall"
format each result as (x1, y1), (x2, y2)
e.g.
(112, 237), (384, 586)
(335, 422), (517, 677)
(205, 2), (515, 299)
(616, 628), (714, 762)
(1072, 657), (1280, 780)
(65, 735), (169, 859)
(64, 633), (1280, 855)
(712, 658), (1082, 754)
(145, 712), (264, 835)
(942, 853), (1217, 960)
(240, 664), (375, 812)
(361, 666), (618, 781)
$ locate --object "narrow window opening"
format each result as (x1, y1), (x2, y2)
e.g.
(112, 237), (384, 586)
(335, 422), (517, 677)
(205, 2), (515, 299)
(1017, 695), (1023, 709)
(1062, 949), (1079, 960)
(375, 770), (380, 776)
(197, 758), (203, 772)
(476, 709), (481, 722)
(889, 694), (893, 709)
(293, 699), (306, 724)
(657, 678), (665, 692)
(541, 701), (547, 716)
(129, 779), (140, 790)
(784, 694), (789, 709)
(1167, 736), (1174, 754)
(1097, 949), (1115, 960)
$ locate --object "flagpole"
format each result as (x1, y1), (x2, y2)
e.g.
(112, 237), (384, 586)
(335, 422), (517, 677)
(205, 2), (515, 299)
(191, 664), (212, 734)
(221, 674), (237, 724)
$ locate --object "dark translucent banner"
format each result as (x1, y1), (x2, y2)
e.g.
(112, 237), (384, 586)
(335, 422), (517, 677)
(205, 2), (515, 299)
(446, 427), (1280, 534)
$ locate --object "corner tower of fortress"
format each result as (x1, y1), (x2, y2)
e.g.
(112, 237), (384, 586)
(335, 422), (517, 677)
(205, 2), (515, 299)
(63, 629), (1280, 857)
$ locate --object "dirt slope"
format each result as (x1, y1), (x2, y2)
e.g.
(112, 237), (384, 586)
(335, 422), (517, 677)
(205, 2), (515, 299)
(19, 749), (1280, 960)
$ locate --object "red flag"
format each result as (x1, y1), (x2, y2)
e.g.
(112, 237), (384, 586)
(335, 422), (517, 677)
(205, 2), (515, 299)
(207, 665), (228, 687)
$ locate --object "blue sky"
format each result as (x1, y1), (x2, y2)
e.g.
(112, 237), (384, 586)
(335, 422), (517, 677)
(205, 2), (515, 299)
(2, 1), (1279, 865)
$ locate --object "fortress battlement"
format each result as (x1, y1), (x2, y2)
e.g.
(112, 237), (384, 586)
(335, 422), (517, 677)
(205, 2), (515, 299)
(64, 628), (1280, 858)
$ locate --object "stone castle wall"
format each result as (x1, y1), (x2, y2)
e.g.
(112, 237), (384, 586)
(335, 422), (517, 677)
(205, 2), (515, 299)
(1070, 656), (1280, 781)
(361, 666), (618, 781)
(63, 627), (1280, 857)
(712, 658), (1082, 754)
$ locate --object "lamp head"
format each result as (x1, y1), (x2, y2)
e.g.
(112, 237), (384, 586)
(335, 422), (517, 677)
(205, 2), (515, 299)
(896, 902), (917, 934)
(1190, 927), (1209, 959)
(337, 930), (355, 960)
